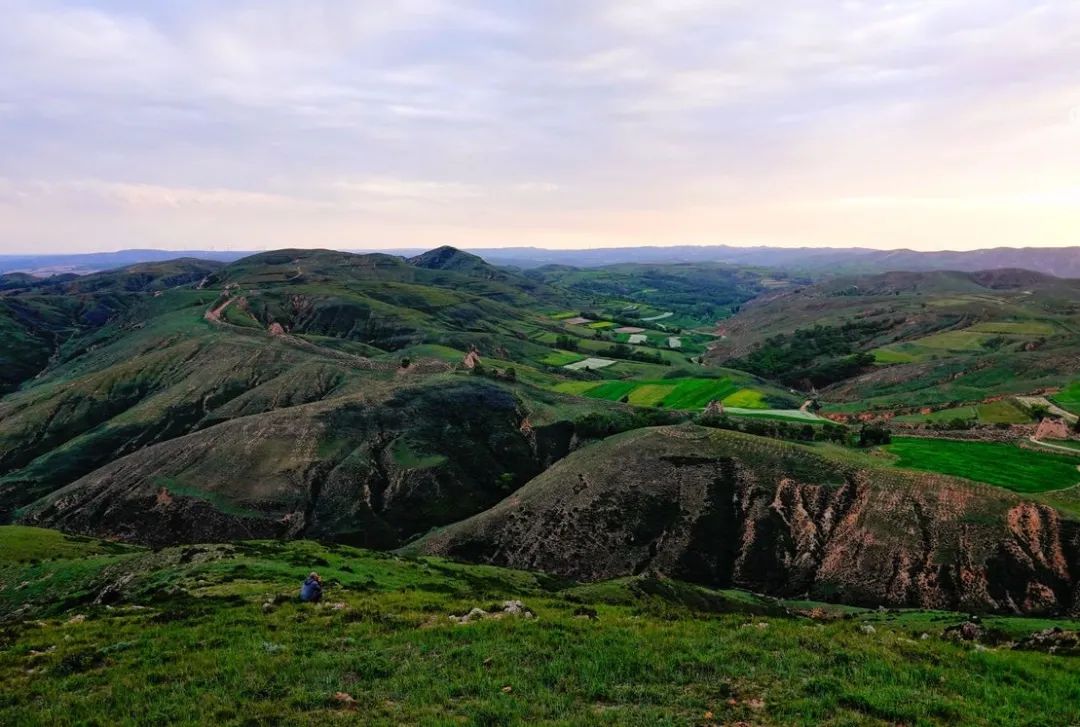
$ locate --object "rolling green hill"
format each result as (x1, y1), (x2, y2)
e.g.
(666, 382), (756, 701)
(710, 269), (1080, 410)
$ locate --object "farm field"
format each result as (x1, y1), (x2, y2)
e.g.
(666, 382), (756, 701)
(885, 437), (1080, 493)
(968, 321), (1058, 335)
(723, 407), (824, 422)
(1053, 380), (1080, 415)
(563, 357), (616, 371)
(893, 400), (1032, 425)
(553, 377), (759, 410)
(538, 350), (584, 366)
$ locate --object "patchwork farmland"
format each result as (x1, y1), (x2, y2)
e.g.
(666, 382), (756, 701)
(553, 377), (777, 411)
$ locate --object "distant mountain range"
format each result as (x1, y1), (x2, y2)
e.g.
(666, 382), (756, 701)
(1, 244), (1077, 277)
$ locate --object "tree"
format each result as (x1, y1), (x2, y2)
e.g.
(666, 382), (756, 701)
(858, 424), (892, 447)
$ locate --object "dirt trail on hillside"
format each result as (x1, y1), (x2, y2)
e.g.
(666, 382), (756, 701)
(204, 297), (235, 323)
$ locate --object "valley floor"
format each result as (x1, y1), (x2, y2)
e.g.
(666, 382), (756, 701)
(1, 528), (1078, 726)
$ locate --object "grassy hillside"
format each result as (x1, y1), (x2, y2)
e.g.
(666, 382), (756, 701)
(2, 526), (1079, 726)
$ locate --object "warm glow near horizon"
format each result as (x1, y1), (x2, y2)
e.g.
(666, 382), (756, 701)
(1, 1), (1079, 253)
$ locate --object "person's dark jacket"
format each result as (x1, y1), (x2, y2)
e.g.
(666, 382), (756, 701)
(300, 576), (323, 603)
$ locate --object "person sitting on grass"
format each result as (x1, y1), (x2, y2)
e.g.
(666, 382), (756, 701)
(299, 572), (323, 603)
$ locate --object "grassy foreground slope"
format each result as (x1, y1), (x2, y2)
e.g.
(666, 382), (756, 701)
(2, 526), (1079, 726)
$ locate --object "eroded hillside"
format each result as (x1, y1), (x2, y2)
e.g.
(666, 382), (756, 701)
(419, 425), (1080, 615)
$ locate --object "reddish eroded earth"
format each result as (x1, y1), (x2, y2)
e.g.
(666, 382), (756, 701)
(419, 425), (1080, 615)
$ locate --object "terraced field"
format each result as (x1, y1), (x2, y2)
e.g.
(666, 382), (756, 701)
(886, 437), (1080, 493)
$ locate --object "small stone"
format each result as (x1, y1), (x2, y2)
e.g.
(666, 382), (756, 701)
(860, 624), (876, 635)
(65, 614), (86, 625)
(332, 692), (357, 710)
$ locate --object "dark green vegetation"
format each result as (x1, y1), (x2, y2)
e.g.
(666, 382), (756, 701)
(3, 527), (1080, 726)
(884, 437), (1080, 493)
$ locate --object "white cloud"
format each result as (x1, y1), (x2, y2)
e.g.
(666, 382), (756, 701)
(0, 0), (1079, 251)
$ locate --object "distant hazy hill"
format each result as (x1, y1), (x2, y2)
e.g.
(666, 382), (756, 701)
(471, 245), (1080, 276)
(4, 244), (1078, 277)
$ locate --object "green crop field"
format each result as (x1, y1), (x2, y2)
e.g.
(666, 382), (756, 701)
(552, 378), (757, 410)
(552, 381), (602, 396)
(626, 383), (676, 406)
(1053, 380), (1080, 415)
(872, 346), (922, 364)
(587, 321), (616, 329)
(975, 400), (1032, 424)
(910, 330), (992, 351)
(538, 350), (584, 366)
(968, 321), (1058, 335)
(721, 388), (768, 409)
(886, 438), (1080, 493)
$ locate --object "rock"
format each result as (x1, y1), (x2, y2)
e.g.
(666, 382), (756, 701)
(1014, 627), (1080, 655)
(502, 600), (535, 618)
(450, 601), (535, 624)
(332, 692), (357, 710)
(573, 606), (599, 620)
(65, 614), (86, 625)
(94, 574), (135, 605)
(944, 621), (983, 642)
(860, 624), (876, 635)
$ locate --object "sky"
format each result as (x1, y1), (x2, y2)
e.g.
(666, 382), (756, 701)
(1, 1), (1079, 253)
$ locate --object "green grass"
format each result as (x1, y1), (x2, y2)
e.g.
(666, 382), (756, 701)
(582, 380), (638, 401)
(872, 346), (922, 364)
(975, 400), (1032, 424)
(390, 437), (448, 470)
(885, 437), (1080, 493)
(0, 526), (136, 563)
(1053, 380), (1080, 415)
(1045, 440), (1080, 452)
(538, 350), (584, 366)
(894, 406), (977, 424)
(661, 378), (740, 409)
(2, 528), (1079, 726)
(586, 321), (616, 330)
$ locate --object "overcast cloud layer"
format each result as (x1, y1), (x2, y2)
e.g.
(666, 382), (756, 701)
(1, 0), (1078, 252)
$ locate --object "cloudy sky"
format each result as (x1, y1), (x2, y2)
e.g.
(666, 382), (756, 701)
(1, 0), (1078, 252)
